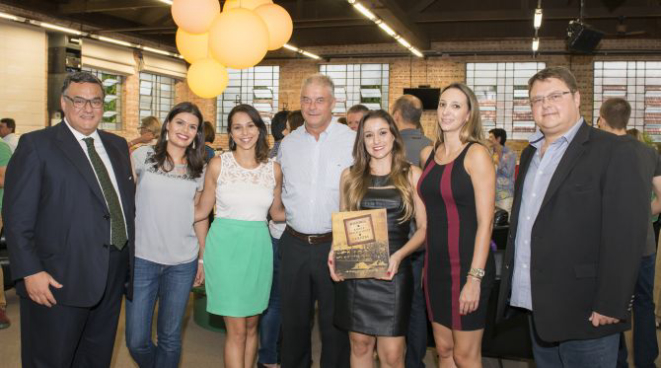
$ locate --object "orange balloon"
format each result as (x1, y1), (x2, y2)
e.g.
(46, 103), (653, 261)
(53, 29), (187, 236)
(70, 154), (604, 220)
(187, 58), (229, 98)
(254, 3), (293, 50)
(172, 0), (220, 34)
(223, 0), (272, 11)
(176, 29), (209, 63)
(209, 9), (269, 69)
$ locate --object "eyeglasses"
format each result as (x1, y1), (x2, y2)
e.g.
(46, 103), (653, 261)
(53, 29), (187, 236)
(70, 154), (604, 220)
(63, 95), (104, 110)
(530, 91), (572, 107)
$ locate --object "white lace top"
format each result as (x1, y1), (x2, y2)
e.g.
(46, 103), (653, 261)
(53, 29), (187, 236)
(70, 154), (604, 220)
(216, 151), (275, 221)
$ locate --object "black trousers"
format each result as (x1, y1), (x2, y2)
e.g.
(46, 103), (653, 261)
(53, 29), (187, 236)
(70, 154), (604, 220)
(279, 231), (350, 368)
(20, 246), (129, 368)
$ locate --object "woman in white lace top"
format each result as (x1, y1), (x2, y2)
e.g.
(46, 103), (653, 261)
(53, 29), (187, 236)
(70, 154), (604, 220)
(195, 104), (285, 368)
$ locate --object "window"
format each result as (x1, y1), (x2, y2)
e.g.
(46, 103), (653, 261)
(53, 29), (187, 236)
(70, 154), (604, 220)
(466, 62), (546, 139)
(594, 61), (661, 142)
(319, 63), (389, 116)
(216, 66), (280, 132)
(139, 73), (175, 124)
(82, 68), (123, 131)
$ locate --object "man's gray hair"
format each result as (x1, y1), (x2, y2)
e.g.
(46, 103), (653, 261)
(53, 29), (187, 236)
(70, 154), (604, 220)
(61, 71), (106, 98)
(301, 73), (335, 97)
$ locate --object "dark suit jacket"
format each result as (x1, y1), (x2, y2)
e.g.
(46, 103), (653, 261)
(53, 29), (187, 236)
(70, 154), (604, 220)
(3, 121), (135, 307)
(496, 122), (649, 342)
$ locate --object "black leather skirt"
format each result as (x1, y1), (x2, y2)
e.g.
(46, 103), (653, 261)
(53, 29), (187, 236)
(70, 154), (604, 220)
(334, 263), (413, 336)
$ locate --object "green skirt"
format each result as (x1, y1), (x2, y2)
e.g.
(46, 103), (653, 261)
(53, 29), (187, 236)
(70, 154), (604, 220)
(204, 218), (272, 317)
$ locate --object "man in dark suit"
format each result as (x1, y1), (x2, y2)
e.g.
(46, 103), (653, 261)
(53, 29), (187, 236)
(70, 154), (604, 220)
(496, 66), (649, 367)
(597, 97), (661, 368)
(3, 71), (135, 368)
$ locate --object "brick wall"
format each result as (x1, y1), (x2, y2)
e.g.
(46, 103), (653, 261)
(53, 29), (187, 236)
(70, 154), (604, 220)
(115, 37), (661, 153)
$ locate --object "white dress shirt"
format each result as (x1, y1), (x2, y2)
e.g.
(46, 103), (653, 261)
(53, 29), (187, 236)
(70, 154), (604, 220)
(278, 122), (356, 234)
(64, 119), (128, 238)
(3, 133), (18, 153)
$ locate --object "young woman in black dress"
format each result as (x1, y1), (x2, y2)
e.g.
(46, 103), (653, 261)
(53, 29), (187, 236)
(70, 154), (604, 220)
(418, 83), (496, 367)
(328, 110), (427, 368)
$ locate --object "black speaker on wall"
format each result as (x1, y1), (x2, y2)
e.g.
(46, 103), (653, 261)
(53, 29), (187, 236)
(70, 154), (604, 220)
(567, 20), (604, 53)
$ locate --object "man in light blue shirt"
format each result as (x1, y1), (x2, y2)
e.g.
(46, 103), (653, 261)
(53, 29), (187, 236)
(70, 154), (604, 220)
(277, 74), (354, 368)
(496, 67), (649, 368)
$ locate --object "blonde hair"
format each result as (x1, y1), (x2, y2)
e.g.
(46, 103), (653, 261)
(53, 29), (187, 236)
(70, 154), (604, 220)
(343, 110), (414, 223)
(140, 116), (161, 139)
(434, 83), (484, 149)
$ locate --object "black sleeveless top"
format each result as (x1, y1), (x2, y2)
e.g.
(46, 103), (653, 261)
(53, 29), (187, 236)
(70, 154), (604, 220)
(360, 174), (411, 260)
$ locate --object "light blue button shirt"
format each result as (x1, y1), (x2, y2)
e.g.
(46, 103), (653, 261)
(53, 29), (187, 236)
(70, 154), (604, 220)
(510, 119), (584, 310)
(277, 122), (356, 234)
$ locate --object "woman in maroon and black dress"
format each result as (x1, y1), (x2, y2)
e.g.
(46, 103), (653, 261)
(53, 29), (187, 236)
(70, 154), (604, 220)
(418, 82), (496, 368)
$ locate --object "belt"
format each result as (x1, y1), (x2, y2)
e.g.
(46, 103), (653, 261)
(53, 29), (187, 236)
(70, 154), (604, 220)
(285, 226), (332, 245)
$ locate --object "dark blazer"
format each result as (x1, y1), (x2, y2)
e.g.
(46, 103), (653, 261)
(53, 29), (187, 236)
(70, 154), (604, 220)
(496, 122), (649, 342)
(3, 121), (135, 307)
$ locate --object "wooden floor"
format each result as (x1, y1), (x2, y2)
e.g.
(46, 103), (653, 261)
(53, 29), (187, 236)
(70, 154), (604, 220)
(0, 288), (538, 367)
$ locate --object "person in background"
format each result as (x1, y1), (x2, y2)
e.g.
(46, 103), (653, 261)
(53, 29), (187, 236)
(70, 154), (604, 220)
(195, 104), (285, 368)
(329, 110), (427, 368)
(269, 110), (290, 159)
(597, 97), (661, 368)
(347, 104), (369, 131)
(203, 121), (216, 163)
(278, 74), (354, 368)
(496, 66), (649, 368)
(419, 83), (496, 367)
(287, 110), (305, 133)
(4, 71), (135, 367)
(0, 118), (18, 152)
(391, 94), (431, 368)
(125, 102), (208, 368)
(128, 116), (161, 152)
(0, 139), (12, 329)
(258, 109), (290, 368)
(488, 128), (516, 213)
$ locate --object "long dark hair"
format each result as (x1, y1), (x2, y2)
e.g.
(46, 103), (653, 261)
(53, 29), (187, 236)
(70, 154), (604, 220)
(150, 102), (205, 179)
(227, 104), (270, 164)
(343, 110), (413, 222)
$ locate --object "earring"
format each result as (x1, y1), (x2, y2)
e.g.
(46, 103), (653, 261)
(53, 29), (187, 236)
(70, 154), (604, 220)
(229, 137), (236, 150)
(165, 132), (169, 141)
(192, 140), (196, 149)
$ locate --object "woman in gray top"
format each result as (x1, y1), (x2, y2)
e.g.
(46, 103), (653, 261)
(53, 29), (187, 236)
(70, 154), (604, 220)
(125, 102), (208, 368)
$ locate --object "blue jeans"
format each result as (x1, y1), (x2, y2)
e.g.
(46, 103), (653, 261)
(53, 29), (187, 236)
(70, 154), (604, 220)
(125, 257), (197, 368)
(529, 314), (620, 367)
(617, 253), (658, 368)
(258, 236), (282, 364)
(405, 250), (427, 368)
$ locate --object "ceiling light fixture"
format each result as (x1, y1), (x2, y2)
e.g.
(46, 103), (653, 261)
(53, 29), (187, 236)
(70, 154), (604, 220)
(534, 8), (543, 29)
(301, 51), (321, 60)
(142, 46), (173, 56)
(0, 11), (20, 21)
(353, 3), (377, 21)
(282, 43), (321, 60)
(94, 35), (134, 47)
(347, 1), (423, 58)
(34, 21), (84, 35)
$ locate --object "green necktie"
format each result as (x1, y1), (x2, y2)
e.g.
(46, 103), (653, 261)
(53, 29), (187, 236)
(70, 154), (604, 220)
(83, 137), (127, 250)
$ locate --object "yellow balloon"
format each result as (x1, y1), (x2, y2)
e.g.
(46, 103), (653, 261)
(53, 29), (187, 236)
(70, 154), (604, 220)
(172, 0), (220, 34)
(223, 0), (272, 11)
(187, 58), (229, 99)
(254, 3), (293, 50)
(176, 29), (209, 64)
(209, 9), (269, 69)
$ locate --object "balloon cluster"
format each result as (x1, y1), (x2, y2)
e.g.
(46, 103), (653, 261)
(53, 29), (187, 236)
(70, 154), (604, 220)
(172, 0), (293, 98)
